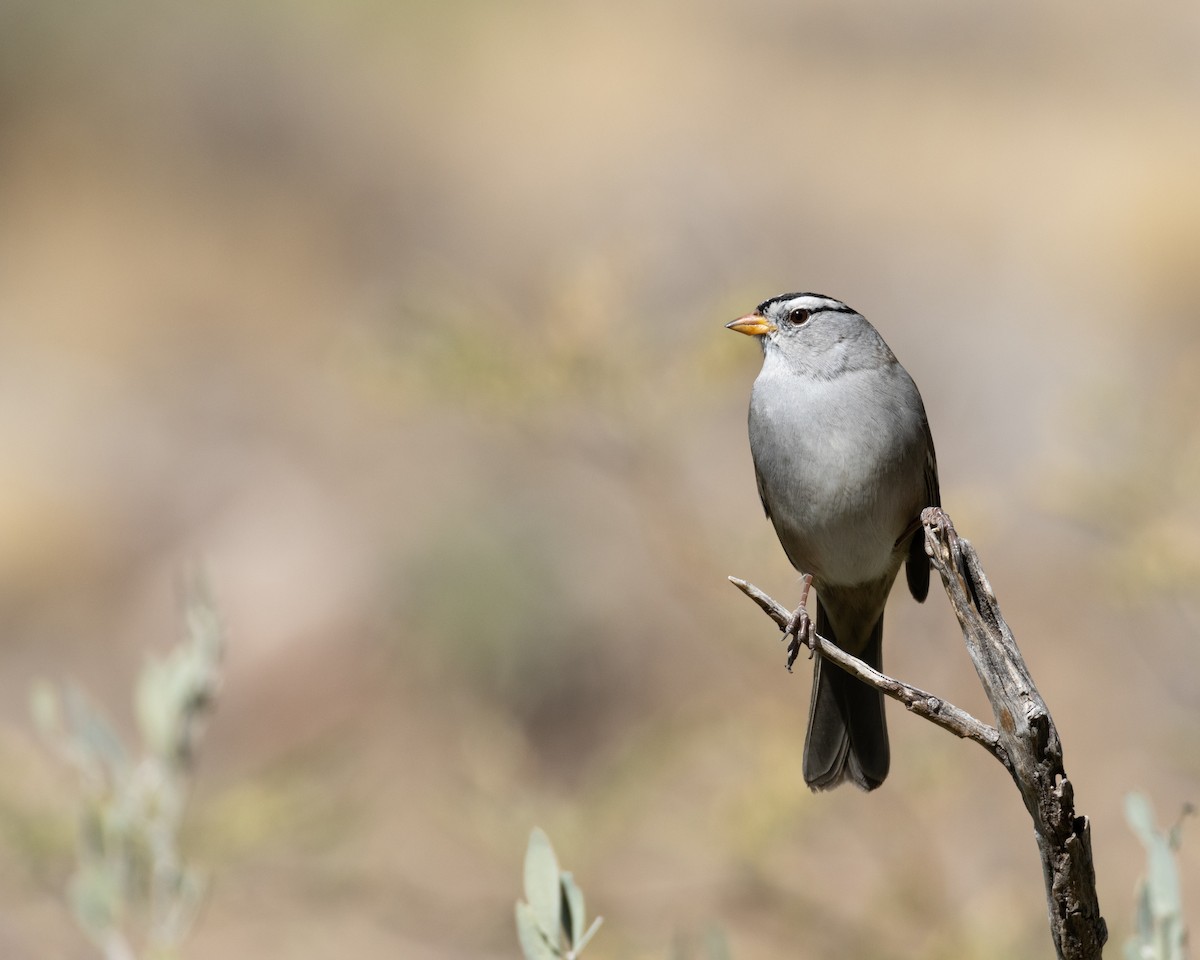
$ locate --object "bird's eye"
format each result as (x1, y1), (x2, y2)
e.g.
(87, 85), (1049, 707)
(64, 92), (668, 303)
(788, 308), (811, 325)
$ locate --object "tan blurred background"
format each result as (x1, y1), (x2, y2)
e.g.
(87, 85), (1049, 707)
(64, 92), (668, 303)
(1, 0), (1199, 956)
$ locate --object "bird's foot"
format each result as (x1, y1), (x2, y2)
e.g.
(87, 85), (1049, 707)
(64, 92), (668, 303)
(783, 574), (818, 672)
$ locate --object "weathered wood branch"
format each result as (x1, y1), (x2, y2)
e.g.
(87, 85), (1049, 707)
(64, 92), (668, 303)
(727, 575), (1008, 765)
(729, 507), (1107, 960)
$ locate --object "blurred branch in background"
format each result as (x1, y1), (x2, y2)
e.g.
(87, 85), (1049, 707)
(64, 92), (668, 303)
(731, 509), (1107, 960)
(1125, 793), (1193, 960)
(30, 576), (223, 960)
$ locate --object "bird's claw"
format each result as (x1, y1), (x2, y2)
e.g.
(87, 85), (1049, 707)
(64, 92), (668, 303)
(782, 574), (817, 672)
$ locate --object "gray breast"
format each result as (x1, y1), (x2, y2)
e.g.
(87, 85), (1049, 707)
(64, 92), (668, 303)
(749, 356), (927, 587)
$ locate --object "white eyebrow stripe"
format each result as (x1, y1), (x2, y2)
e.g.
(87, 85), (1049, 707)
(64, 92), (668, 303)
(758, 292), (857, 315)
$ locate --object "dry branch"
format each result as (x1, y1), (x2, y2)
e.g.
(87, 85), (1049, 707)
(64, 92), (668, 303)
(729, 507), (1107, 960)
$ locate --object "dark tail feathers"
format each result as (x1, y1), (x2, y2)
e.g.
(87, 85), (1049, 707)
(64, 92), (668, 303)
(802, 604), (889, 791)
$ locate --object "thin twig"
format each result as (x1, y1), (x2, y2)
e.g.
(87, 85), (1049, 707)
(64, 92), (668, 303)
(726, 577), (1008, 766)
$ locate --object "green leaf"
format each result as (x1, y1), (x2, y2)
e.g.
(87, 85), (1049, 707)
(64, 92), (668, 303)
(1128, 794), (1182, 921)
(1132, 883), (1152, 942)
(68, 863), (122, 943)
(1124, 792), (1190, 960)
(135, 609), (221, 767)
(516, 900), (558, 960)
(153, 866), (207, 946)
(136, 656), (178, 761)
(183, 575), (223, 661)
(524, 828), (562, 942)
(1126, 793), (1156, 846)
(1146, 836), (1181, 919)
(63, 684), (127, 774)
(560, 871), (585, 947)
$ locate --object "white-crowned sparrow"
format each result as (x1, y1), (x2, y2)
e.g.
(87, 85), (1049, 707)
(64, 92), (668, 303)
(727, 292), (940, 791)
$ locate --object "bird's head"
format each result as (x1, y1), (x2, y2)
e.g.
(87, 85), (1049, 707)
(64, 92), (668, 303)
(726, 292), (891, 375)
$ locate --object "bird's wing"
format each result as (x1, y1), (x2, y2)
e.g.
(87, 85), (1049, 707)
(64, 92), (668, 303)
(904, 417), (940, 603)
(922, 417), (941, 509)
(754, 463), (772, 520)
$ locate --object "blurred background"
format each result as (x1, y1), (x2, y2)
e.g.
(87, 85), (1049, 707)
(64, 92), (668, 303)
(1, 0), (1198, 956)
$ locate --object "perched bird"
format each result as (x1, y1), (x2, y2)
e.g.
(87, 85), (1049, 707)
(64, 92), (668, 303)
(727, 292), (939, 791)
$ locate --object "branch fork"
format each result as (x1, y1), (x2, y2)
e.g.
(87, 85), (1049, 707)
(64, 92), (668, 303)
(730, 507), (1107, 960)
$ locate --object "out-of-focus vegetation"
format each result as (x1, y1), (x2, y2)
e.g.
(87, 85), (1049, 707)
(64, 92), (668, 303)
(30, 582), (222, 960)
(1125, 794), (1192, 960)
(516, 828), (602, 960)
(0, 0), (1197, 957)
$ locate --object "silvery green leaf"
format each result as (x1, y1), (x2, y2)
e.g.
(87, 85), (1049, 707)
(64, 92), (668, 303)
(1125, 793), (1156, 847)
(516, 900), (558, 960)
(154, 866), (207, 945)
(64, 684), (127, 773)
(1124, 792), (1189, 960)
(68, 863), (121, 942)
(560, 870), (585, 947)
(524, 828), (561, 941)
(137, 640), (219, 766)
(136, 656), (177, 761)
(1132, 883), (1151, 941)
(183, 575), (223, 660)
(1146, 836), (1181, 919)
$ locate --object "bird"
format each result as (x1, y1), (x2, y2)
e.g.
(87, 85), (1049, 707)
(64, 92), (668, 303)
(726, 292), (939, 791)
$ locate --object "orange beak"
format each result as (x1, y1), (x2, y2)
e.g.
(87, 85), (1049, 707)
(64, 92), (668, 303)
(725, 314), (776, 336)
